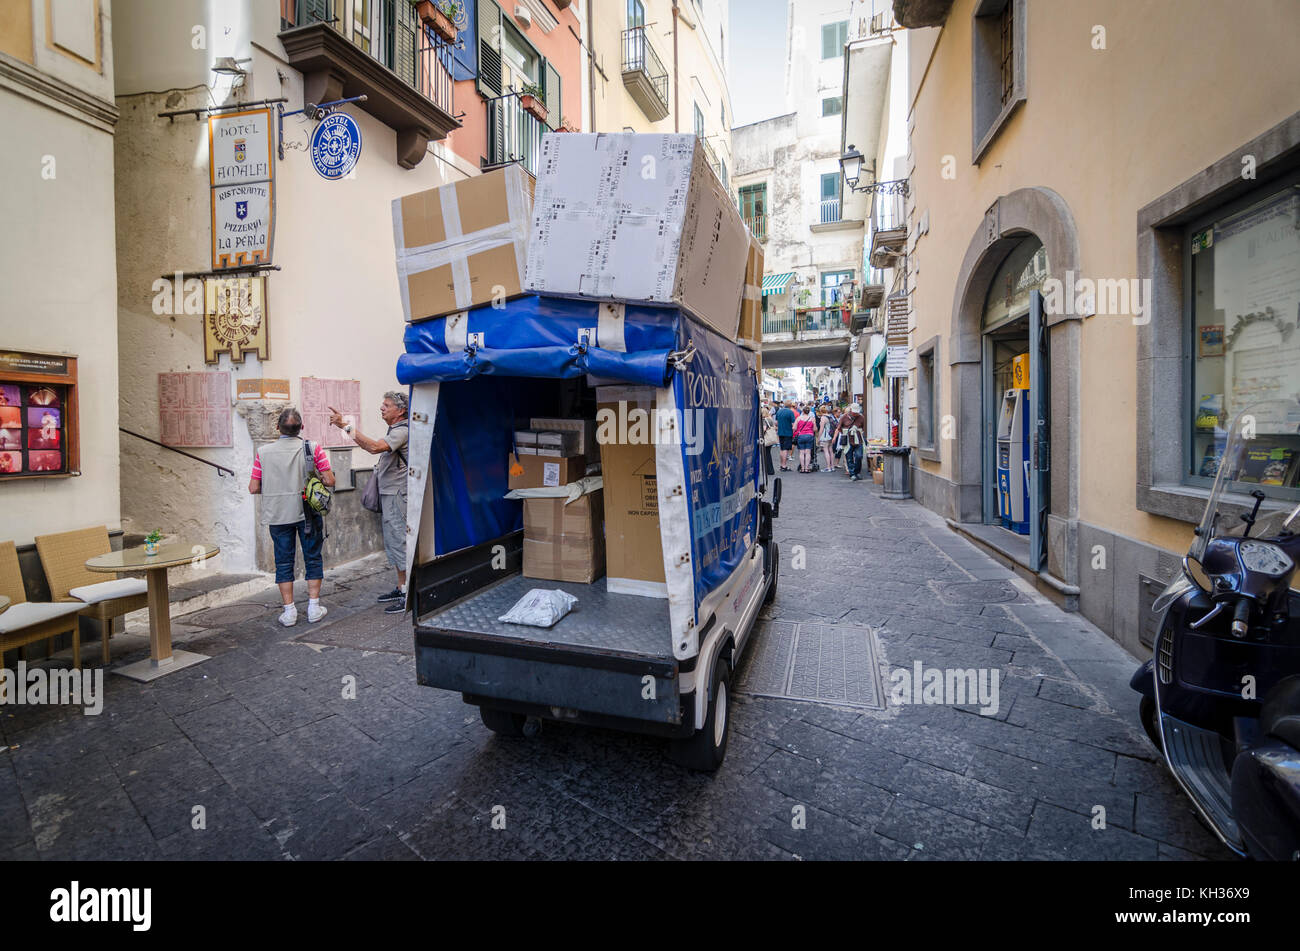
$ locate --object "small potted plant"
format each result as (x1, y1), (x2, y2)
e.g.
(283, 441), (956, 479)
(414, 0), (459, 42)
(143, 530), (162, 556)
(519, 83), (547, 123)
(558, 116), (579, 132)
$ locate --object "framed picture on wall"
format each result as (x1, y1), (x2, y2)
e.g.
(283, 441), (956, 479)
(0, 350), (78, 480)
(1199, 325), (1225, 357)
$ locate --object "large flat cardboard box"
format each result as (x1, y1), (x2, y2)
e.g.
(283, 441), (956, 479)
(525, 133), (748, 340)
(393, 164), (533, 323)
(596, 386), (666, 598)
(507, 453), (586, 490)
(737, 234), (764, 351)
(530, 417), (597, 457)
(522, 491), (605, 583)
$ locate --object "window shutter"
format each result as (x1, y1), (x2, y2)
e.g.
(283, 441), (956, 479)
(393, 0), (417, 87)
(543, 58), (562, 130)
(304, 0), (332, 26)
(477, 0), (503, 98)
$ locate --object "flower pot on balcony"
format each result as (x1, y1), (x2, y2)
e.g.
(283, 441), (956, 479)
(520, 94), (548, 123)
(416, 2), (457, 42)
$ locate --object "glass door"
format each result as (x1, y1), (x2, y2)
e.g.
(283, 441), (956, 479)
(1028, 289), (1050, 572)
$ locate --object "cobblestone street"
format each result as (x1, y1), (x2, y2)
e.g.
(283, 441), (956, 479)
(0, 465), (1229, 861)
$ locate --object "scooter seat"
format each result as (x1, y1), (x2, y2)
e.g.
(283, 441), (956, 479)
(1260, 675), (1300, 750)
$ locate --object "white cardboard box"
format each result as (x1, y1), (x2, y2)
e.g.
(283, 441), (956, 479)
(525, 133), (748, 340)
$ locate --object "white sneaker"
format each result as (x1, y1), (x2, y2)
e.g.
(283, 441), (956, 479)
(278, 606), (298, 627)
(307, 603), (328, 623)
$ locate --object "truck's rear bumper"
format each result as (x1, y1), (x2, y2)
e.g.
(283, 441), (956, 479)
(415, 626), (683, 727)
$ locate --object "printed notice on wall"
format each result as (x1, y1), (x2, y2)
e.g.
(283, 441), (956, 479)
(159, 371), (232, 447)
(301, 377), (360, 449)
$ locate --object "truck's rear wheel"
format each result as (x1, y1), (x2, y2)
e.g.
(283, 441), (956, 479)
(479, 706), (527, 737)
(669, 660), (730, 771)
(764, 543), (779, 605)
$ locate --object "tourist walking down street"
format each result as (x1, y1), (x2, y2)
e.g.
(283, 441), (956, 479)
(331, 392), (410, 613)
(835, 403), (868, 481)
(794, 405), (817, 473)
(248, 407), (336, 626)
(818, 405), (837, 472)
(775, 400), (796, 471)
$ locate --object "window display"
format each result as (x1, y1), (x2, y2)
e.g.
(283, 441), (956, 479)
(1188, 181), (1300, 492)
(0, 350), (77, 479)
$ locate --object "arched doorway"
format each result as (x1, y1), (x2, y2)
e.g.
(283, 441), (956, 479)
(947, 187), (1082, 594)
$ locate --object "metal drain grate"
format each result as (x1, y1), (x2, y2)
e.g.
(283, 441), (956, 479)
(870, 517), (924, 530)
(184, 603), (271, 627)
(735, 621), (884, 710)
(933, 581), (1019, 605)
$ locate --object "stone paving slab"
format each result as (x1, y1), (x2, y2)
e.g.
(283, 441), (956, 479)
(0, 472), (1234, 860)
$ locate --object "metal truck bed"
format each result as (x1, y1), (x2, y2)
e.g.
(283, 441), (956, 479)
(420, 572), (674, 661)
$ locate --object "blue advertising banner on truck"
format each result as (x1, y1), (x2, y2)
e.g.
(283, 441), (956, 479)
(675, 318), (760, 609)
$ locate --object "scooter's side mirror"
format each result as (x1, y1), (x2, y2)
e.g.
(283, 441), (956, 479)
(1184, 555), (1212, 594)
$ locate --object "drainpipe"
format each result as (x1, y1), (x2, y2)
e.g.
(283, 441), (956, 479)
(671, 1), (680, 132)
(587, 0), (596, 131)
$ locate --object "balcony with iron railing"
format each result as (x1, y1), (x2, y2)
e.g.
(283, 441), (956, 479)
(279, 0), (460, 169)
(484, 90), (545, 178)
(819, 197), (841, 224)
(869, 180), (908, 267)
(744, 214), (767, 241)
(622, 26), (670, 121)
(761, 306), (853, 340)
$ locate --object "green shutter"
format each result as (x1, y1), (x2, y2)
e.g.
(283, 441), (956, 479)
(393, 0), (417, 86)
(477, 0), (503, 98)
(302, 0), (332, 26)
(543, 59), (562, 130)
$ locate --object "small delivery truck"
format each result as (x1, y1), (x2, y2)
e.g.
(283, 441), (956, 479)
(400, 296), (780, 770)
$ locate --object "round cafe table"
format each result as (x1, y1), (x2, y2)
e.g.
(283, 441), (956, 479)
(86, 539), (219, 682)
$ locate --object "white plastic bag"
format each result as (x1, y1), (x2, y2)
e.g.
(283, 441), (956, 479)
(498, 588), (578, 628)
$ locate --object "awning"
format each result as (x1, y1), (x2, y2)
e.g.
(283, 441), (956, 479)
(870, 346), (887, 388)
(762, 272), (795, 296)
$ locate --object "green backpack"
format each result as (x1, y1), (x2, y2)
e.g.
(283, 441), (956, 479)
(303, 441), (333, 515)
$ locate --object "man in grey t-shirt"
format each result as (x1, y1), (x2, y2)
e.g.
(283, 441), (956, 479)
(331, 391), (409, 613)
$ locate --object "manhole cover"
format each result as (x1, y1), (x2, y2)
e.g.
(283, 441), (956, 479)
(736, 621), (884, 710)
(933, 581), (1019, 604)
(184, 603), (270, 627)
(870, 517), (924, 530)
(294, 609), (412, 654)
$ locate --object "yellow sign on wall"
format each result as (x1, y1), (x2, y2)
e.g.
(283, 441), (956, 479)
(1012, 352), (1030, 389)
(204, 276), (268, 363)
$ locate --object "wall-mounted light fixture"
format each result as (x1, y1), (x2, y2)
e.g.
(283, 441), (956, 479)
(839, 144), (909, 195)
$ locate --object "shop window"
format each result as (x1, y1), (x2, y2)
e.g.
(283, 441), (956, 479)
(971, 0), (1025, 164)
(1186, 179), (1300, 496)
(821, 20), (848, 60)
(917, 343), (937, 450)
(0, 351), (79, 479)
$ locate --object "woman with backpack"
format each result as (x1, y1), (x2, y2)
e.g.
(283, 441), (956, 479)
(793, 405), (817, 473)
(817, 405), (837, 472)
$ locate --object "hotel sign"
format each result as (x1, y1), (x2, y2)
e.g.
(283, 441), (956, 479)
(209, 108), (275, 270)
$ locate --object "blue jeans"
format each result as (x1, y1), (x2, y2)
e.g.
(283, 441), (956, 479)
(269, 515), (324, 584)
(845, 444), (864, 477)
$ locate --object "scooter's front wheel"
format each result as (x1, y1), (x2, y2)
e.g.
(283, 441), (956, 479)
(1139, 695), (1162, 753)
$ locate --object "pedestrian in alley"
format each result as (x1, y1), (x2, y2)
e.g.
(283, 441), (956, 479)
(248, 407), (336, 626)
(331, 393), (410, 613)
(834, 402), (868, 481)
(794, 404), (817, 472)
(775, 399), (796, 471)
(818, 404), (837, 472)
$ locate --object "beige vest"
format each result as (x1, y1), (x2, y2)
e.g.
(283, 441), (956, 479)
(258, 437), (308, 526)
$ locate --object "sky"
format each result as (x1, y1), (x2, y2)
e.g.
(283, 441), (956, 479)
(728, 0), (789, 127)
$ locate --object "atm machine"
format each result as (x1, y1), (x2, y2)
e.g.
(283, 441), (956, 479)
(996, 385), (1030, 534)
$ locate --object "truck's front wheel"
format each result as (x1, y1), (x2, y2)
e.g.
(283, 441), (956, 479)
(669, 660), (730, 772)
(479, 706), (527, 737)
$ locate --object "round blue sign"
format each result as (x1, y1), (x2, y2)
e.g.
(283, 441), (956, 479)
(310, 112), (362, 180)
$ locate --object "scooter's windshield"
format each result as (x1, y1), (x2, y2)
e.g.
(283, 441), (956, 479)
(1192, 398), (1300, 560)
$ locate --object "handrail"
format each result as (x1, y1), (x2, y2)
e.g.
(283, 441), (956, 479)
(120, 428), (236, 478)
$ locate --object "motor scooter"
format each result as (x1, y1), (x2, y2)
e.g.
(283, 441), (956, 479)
(1132, 398), (1300, 860)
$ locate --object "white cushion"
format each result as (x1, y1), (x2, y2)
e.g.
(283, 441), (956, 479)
(68, 578), (148, 603)
(0, 601), (83, 634)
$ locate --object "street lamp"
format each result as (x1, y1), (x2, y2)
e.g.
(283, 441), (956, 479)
(840, 144), (865, 190)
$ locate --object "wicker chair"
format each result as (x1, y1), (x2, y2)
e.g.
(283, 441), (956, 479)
(0, 541), (85, 669)
(35, 527), (148, 666)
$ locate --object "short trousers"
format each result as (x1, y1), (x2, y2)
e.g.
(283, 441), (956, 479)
(779, 435), (793, 450)
(269, 516), (324, 584)
(381, 488), (408, 569)
(796, 433), (815, 449)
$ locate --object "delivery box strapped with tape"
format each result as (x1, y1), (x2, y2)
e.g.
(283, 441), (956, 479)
(737, 233), (764, 351)
(392, 164), (533, 323)
(596, 385), (666, 598)
(522, 489), (606, 584)
(525, 133), (749, 341)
